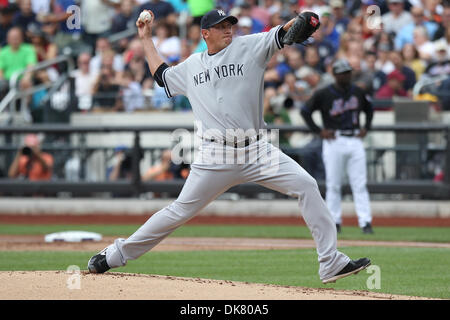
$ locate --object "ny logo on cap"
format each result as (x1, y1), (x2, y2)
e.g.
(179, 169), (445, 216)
(217, 9), (226, 16)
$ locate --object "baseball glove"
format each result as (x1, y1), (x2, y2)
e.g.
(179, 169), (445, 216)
(282, 12), (321, 46)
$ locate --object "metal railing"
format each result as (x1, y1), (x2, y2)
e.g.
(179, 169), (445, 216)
(412, 74), (449, 98)
(0, 123), (449, 198)
(0, 55), (75, 123)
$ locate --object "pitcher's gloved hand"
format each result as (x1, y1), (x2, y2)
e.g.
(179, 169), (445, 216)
(282, 11), (321, 46)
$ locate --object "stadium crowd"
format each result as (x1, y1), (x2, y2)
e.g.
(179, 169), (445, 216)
(0, 0), (449, 121)
(0, 0), (449, 183)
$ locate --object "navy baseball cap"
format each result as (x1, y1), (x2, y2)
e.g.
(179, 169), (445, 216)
(201, 9), (238, 29)
(332, 59), (353, 74)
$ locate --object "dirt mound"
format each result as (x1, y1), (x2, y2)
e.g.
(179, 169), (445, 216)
(0, 271), (428, 300)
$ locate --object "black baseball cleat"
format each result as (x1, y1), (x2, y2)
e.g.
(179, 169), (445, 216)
(322, 258), (371, 284)
(87, 248), (110, 273)
(362, 223), (374, 234)
(336, 224), (342, 233)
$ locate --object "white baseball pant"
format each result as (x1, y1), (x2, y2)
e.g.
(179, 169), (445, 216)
(105, 138), (351, 281)
(322, 135), (372, 228)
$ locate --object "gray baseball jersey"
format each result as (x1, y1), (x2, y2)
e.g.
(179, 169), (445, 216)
(162, 26), (283, 138)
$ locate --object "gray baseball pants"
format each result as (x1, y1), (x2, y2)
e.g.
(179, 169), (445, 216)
(105, 139), (350, 281)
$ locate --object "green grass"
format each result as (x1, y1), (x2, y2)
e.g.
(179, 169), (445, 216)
(1, 224), (450, 243)
(0, 247), (449, 299)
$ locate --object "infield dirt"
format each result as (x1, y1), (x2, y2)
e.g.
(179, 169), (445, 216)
(0, 271), (431, 300)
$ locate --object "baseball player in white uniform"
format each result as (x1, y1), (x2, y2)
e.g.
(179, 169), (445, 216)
(301, 59), (374, 234)
(88, 9), (371, 284)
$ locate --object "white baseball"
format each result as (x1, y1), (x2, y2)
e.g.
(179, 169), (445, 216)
(139, 11), (152, 23)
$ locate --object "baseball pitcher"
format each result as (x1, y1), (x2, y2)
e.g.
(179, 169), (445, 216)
(88, 9), (371, 284)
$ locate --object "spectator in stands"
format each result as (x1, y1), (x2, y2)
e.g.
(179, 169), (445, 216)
(90, 37), (125, 75)
(389, 50), (416, 94)
(422, 0), (444, 23)
(247, 0), (271, 27)
(284, 48), (305, 76)
(436, 76), (450, 111)
(319, 7), (340, 51)
(394, 6), (438, 51)
(80, 0), (119, 50)
(187, 0), (214, 25)
(108, 146), (135, 181)
(432, 39), (450, 63)
(424, 41), (450, 77)
(183, 23), (207, 55)
(111, 0), (136, 34)
(347, 40), (365, 60)
(295, 66), (323, 101)
(123, 39), (153, 89)
(299, 0), (322, 14)
(358, 0), (384, 43)
(262, 9), (283, 32)
(277, 72), (306, 110)
(152, 21), (181, 61)
(432, 4), (450, 41)
(413, 25), (435, 61)
(8, 133), (54, 181)
(12, 0), (37, 34)
(138, 0), (177, 25)
(348, 55), (373, 95)
(263, 52), (286, 89)
(0, 27), (37, 82)
(431, 30), (450, 62)
(303, 46), (325, 73)
(375, 69), (409, 99)
(373, 30), (395, 55)
(311, 17), (337, 61)
(72, 52), (98, 111)
(0, 5), (15, 47)
(375, 43), (395, 75)
(38, 0), (82, 51)
(22, 69), (51, 123)
(235, 16), (253, 37)
(27, 23), (58, 63)
(120, 69), (145, 112)
(239, 2), (264, 33)
(346, 19), (364, 42)
(381, 0), (413, 36)
(335, 31), (351, 59)
(30, 0), (52, 15)
(330, 0), (349, 36)
(167, 0), (189, 14)
(142, 149), (189, 198)
(91, 61), (122, 112)
(363, 50), (387, 94)
(142, 149), (174, 181)
(263, 86), (292, 147)
(264, 0), (282, 16)
(401, 43), (427, 80)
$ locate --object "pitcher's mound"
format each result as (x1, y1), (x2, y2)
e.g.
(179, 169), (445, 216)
(0, 271), (426, 300)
